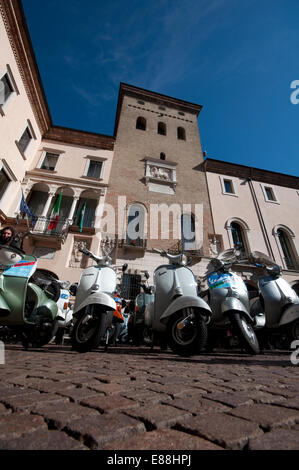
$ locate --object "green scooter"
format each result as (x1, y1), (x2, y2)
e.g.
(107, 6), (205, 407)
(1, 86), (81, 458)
(0, 244), (58, 349)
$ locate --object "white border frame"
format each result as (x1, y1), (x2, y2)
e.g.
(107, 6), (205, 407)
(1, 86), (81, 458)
(219, 175), (238, 197)
(0, 158), (17, 205)
(37, 149), (63, 172)
(260, 183), (280, 205)
(83, 156), (106, 180)
(0, 64), (19, 116)
(15, 119), (36, 160)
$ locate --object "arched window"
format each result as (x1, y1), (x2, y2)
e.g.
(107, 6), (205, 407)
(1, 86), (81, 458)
(160, 152), (166, 160)
(277, 228), (297, 269)
(230, 221), (247, 257)
(126, 203), (146, 247)
(177, 127), (186, 140)
(181, 213), (195, 251)
(158, 122), (166, 136)
(136, 116), (146, 131)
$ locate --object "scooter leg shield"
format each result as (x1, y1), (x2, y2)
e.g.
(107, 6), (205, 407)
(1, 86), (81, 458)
(279, 304), (299, 326)
(221, 298), (254, 324)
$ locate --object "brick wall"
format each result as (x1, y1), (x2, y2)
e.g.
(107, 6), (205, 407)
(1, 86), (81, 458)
(104, 87), (214, 260)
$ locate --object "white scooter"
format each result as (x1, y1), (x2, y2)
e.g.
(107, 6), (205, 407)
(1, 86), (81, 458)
(249, 251), (299, 348)
(202, 249), (264, 354)
(70, 247), (117, 353)
(144, 249), (212, 357)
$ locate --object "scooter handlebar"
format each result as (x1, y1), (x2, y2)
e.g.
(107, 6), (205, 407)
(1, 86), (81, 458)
(79, 247), (110, 264)
(254, 262), (282, 276)
(153, 248), (167, 257)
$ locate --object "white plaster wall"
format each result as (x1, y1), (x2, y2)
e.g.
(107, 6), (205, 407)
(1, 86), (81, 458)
(206, 172), (269, 254)
(253, 181), (299, 267)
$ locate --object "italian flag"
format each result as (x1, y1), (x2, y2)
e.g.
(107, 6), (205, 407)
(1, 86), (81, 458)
(47, 192), (62, 231)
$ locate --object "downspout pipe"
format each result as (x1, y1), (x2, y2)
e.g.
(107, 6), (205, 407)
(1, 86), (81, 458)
(247, 177), (275, 260)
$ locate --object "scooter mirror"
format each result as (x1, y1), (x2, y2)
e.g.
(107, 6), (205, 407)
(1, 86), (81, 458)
(0, 245), (24, 266)
(122, 263), (128, 272)
(144, 271), (150, 279)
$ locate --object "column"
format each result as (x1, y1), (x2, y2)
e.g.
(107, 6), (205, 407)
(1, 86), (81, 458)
(41, 192), (56, 217)
(68, 196), (79, 223)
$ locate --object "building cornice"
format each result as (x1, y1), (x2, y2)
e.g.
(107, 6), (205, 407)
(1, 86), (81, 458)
(43, 126), (115, 151)
(203, 158), (299, 190)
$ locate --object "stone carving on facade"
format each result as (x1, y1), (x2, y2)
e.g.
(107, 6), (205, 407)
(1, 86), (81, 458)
(209, 235), (222, 257)
(100, 236), (117, 257)
(144, 159), (177, 195)
(150, 166), (171, 181)
(69, 239), (91, 268)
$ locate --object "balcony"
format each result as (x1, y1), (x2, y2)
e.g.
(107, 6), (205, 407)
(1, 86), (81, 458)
(23, 216), (71, 245)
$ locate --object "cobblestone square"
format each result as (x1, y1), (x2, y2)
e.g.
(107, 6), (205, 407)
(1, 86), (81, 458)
(0, 344), (298, 451)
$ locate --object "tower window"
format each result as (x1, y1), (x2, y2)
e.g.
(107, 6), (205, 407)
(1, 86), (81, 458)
(136, 116), (146, 131)
(177, 127), (186, 140)
(158, 122), (166, 136)
(160, 153), (166, 160)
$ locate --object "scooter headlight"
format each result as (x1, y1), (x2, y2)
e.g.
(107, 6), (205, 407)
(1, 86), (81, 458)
(91, 284), (100, 293)
(181, 254), (187, 266)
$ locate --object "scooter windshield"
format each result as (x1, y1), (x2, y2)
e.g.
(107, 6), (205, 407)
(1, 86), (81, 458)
(208, 272), (247, 292)
(250, 251), (277, 267)
(2, 255), (37, 278)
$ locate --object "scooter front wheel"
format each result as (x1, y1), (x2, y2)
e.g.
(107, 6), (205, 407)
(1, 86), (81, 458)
(167, 309), (208, 357)
(230, 312), (260, 355)
(71, 308), (105, 353)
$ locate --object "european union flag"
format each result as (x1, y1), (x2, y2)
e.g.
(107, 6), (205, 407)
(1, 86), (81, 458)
(19, 190), (36, 226)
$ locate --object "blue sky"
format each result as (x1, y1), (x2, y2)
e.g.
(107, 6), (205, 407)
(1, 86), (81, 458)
(22, 0), (299, 176)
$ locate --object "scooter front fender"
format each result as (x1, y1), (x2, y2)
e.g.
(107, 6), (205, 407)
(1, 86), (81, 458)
(74, 292), (116, 315)
(160, 296), (212, 325)
(56, 309), (73, 328)
(222, 298), (254, 324)
(279, 304), (299, 326)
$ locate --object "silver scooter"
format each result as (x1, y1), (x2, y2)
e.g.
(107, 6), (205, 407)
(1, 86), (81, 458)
(144, 249), (212, 356)
(70, 247), (117, 353)
(203, 249), (263, 354)
(249, 251), (299, 348)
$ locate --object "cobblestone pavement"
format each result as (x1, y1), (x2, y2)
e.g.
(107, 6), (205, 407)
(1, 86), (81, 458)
(0, 343), (299, 451)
